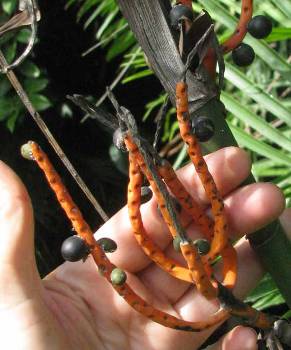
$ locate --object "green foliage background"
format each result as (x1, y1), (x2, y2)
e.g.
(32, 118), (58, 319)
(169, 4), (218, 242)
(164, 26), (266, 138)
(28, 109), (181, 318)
(1, 0), (291, 315)
(0, 1), (51, 131)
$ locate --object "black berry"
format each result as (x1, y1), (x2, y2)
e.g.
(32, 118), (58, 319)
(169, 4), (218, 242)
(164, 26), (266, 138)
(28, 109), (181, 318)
(232, 43), (255, 67)
(111, 268), (127, 285)
(191, 116), (215, 142)
(193, 239), (210, 256)
(97, 237), (117, 253)
(113, 128), (127, 152)
(141, 186), (153, 204)
(169, 4), (194, 30)
(61, 235), (90, 262)
(247, 15), (272, 39)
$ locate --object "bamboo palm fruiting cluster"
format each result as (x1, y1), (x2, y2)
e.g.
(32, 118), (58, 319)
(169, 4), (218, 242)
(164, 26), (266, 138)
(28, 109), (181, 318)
(19, 0), (291, 348)
(19, 84), (275, 336)
(20, 101), (273, 333)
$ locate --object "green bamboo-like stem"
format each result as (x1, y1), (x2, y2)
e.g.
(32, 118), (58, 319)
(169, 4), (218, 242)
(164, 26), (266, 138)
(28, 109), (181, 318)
(196, 99), (291, 308)
(116, 0), (291, 308)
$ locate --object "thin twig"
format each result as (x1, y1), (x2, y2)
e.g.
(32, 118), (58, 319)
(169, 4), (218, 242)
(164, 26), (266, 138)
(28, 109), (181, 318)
(0, 51), (109, 222)
(0, 0), (40, 72)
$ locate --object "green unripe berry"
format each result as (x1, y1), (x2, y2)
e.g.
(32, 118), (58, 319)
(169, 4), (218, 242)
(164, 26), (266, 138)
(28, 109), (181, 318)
(111, 268), (127, 285)
(97, 237), (117, 253)
(20, 142), (34, 160)
(193, 239), (210, 256)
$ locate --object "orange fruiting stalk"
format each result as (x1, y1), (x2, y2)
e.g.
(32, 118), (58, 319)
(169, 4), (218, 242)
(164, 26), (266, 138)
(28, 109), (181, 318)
(203, 0), (253, 79)
(221, 0), (253, 53)
(124, 135), (218, 299)
(157, 159), (214, 240)
(22, 140), (231, 331)
(180, 241), (218, 299)
(128, 152), (193, 282)
(156, 151), (237, 289)
(220, 245), (237, 289)
(176, 82), (229, 263)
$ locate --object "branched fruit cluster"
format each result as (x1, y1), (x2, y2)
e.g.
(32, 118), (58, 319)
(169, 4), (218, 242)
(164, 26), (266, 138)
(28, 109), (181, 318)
(19, 1), (288, 349)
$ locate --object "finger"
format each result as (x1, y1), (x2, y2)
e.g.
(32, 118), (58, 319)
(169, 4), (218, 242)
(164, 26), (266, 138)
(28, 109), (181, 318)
(225, 183), (285, 239)
(177, 146), (251, 206)
(185, 182), (285, 240)
(95, 147), (251, 272)
(0, 161), (41, 308)
(143, 238), (264, 350)
(279, 208), (291, 239)
(139, 182), (283, 304)
(205, 326), (258, 350)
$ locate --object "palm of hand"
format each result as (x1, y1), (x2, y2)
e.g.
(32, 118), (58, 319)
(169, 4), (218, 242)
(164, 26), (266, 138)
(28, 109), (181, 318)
(0, 148), (285, 350)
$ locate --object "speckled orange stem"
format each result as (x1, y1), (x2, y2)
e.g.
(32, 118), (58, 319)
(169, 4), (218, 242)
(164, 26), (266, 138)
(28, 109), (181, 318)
(180, 242), (218, 299)
(124, 136), (220, 299)
(27, 141), (229, 331)
(221, 0), (253, 53)
(176, 82), (229, 262)
(157, 158), (237, 288)
(158, 159), (214, 240)
(128, 152), (193, 282)
(203, 0), (253, 79)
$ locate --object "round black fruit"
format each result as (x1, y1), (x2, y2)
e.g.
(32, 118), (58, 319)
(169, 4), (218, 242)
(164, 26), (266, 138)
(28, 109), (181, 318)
(232, 43), (255, 67)
(191, 116), (215, 142)
(247, 15), (272, 39)
(169, 4), (194, 30)
(61, 235), (90, 262)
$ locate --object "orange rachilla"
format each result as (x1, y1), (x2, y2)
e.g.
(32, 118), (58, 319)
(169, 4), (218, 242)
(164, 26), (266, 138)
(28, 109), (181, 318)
(20, 139), (273, 330)
(176, 81), (229, 262)
(221, 0), (253, 54)
(126, 130), (237, 292)
(21, 140), (231, 332)
(106, 85), (236, 299)
(125, 135), (217, 300)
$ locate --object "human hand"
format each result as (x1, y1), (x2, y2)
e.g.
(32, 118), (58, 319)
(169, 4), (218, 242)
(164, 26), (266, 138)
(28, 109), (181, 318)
(0, 147), (286, 349)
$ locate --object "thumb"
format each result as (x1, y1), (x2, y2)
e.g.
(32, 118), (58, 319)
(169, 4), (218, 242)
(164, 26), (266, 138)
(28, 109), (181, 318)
(0, 161), (41, 308)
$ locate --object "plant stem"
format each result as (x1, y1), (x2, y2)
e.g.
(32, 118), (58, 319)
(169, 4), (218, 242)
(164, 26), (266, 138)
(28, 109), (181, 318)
(0, 51), (109, 222)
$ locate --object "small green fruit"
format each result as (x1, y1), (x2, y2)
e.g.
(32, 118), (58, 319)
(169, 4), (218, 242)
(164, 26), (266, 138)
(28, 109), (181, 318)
(97, 237), (117, 253)
(193, 239), (210, 256)
(111, 268), (127, 285)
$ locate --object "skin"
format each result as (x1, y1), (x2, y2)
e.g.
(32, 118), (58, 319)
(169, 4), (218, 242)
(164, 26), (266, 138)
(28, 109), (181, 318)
(0, 146), (288, 350)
